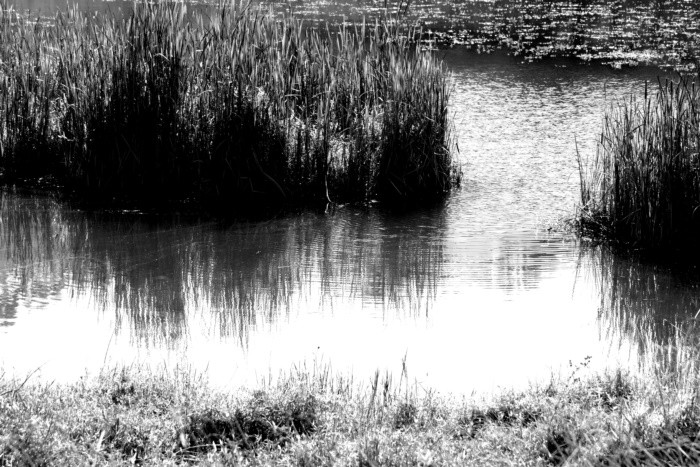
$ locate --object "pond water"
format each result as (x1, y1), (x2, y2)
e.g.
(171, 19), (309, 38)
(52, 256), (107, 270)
(2, 7), (700, 393)
(10, 0), (700, 68)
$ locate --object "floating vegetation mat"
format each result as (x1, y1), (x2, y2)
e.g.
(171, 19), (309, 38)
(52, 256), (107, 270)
(0, 0), (459, 210)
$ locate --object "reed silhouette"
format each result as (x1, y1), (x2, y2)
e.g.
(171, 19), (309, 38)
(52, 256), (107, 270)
(0, 1), (458, 211)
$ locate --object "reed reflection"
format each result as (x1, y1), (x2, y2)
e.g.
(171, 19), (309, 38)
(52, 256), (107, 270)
(314, 209), (445, 316)
(0, 193), (85, 323)
(0, 193), (445, 347)
(487, 236), (563, 292)
(585, 246), (700, 371)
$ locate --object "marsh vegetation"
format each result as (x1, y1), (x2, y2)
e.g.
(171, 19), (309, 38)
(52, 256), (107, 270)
(2, 1), (700, 465)
(1, 49), (686, 392)
(577, 74), (700, 258)
(0, 0), (458, 211)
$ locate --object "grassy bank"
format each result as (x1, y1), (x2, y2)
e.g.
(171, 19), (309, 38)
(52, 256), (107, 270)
(2, 354), (700, 466)
(576, 74), (700, 258)
(0, 0), (458, 211)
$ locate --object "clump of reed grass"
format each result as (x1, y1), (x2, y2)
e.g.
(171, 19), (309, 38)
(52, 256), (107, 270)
(0, 0), (458, 210)
(577, 75), (700, 256)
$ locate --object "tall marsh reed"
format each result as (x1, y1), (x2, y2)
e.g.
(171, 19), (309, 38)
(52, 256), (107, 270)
(578, 76), (700, 255)
(0, 0), (458, 208)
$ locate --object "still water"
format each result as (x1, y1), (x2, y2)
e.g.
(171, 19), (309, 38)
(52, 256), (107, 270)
(1, 48), (698, 394)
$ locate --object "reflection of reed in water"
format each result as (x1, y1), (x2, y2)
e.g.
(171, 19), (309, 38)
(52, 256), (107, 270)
(486, 237), (561, 292)
(313, 209), (445, 316)
(0, 193), (446, 346)
(0, 193), (87, 325)
(444, 233), (562, 294)
(584, 246), (700, 371)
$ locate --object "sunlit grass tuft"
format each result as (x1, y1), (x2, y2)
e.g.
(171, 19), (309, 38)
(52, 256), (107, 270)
(5, 332), (700, 466)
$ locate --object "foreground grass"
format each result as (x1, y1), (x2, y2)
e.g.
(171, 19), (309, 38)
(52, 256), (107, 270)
(576, 75), (700, 258)
(3, 362), (700, 466)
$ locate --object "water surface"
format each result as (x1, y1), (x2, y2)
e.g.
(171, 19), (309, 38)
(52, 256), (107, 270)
(1, 48), (697, 394)
(9, 0), (700, 68)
